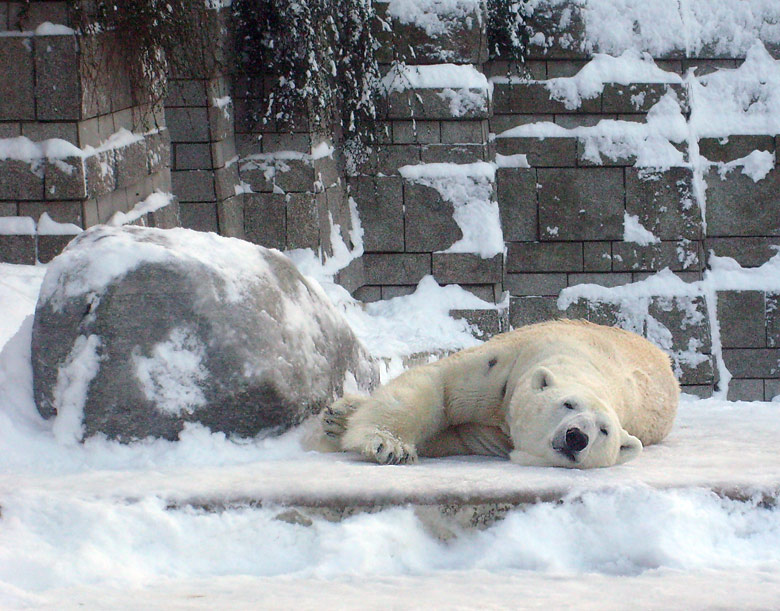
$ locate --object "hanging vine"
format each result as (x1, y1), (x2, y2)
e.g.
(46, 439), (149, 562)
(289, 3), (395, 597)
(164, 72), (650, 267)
(232, 0), (381, 159)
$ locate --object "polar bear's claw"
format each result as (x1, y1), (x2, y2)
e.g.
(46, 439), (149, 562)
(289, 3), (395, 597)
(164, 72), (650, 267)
(365, 431), (418, 465)
(321, 397), (362, 439)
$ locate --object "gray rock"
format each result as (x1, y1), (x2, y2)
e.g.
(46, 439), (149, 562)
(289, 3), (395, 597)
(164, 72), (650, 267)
(32, 225), (377, 442)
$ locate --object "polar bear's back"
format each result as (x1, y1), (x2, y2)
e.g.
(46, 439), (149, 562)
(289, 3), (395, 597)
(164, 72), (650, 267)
(492, 319), (679, 445)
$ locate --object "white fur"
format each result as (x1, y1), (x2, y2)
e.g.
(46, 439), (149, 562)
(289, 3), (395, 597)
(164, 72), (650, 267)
(322, 320), (679, 468)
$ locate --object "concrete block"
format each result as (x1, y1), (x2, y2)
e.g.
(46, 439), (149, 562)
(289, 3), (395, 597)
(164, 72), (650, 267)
(114, 140), (148, 189)
(705, 237), (780, 268)
(717, 290), (766, 348)
(214, 165), (240, 202)
(461, 284), (501, 302)
(649, 295), (712, 354)
(45, 157), (86, 200)
(211, 137), (236, 170)
(349, 176), (404, 252)
(722, 349), (780, 378)
(260, 132), (311, 154)
(354, 285), (382, 303)
(0, 203), (17, 215)
(37, 235), (75, 264)
(178, 202), (219, 233)
(576, 137), (638, 167)
(166, 107), (211, 143)
(681, 58), (739, 75)
(174, 143), (212, 170)
(0, 123), (21, 138)
(767, 293), (780, 348)
(208, 103), (233, 142)
(450, 309), (509, 339)
(492, 81), (600, 115)
(681, 385), (714, 399)
(583, 242), (612, 271)
(216, 194), (244, 239)
(286, 192), (320, 250)
(0, 37), (35, 120)
(362, 253), (431, 285)
(166, 79), (208, 107)
(537, 168), (624, 240)
(545, 60), (589, 78)
(440, 120), (486, 144)
(495, 136), (577, 166)
(602, 83), (688, 114)
(171, 170), (215, 202)
(705, 166), (780, 237)
(556, 114), (615, 129)
(243, 192), (285, 250)
(420, 144), (486, 164)
(626, 167), (701, 240)
(0, 159), (44, 200)
(678, 356), (716, 386)
(727, 379), (766, 401)
(486, 61), (547, 80)
(381, 285), (416, 300)
(10, 2), (70, 29)
(568, 273), (632, 288)
(385, 88), (489, 120)
(504, 273), (567, 296)
(613, 240), (702, 272)
(403, 182), (460, 252)
(379, 144), (421, 175)
(390, 11), (486, 64)
(506, 241), (583, 273)
(491, 114), (555, 135)
(84, 150), (116, 199)
(35, 34), (80, 121)
(96, 187), (129, 224)
(21, 121), (78, 145)
(146, 131), (171, 174)
(393, 121), (440, 144)
(496, 168), (537, 242)
(0, 234), (35, 264)
(765, 379), (780, 401)
(698, 135), (774, 163)
(432, 253), (502, 285)
(525, 2), (589, 60)
(509, 296), (587, 328)
(26, 200), (84, 229)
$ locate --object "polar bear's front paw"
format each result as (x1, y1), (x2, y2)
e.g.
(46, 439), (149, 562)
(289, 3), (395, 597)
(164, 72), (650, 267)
(364, 431), (418, 465)
(321, 396), (363, 440)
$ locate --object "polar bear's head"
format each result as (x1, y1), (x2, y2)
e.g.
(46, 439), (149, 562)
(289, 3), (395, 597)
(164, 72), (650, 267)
(507, 366), (642, 468)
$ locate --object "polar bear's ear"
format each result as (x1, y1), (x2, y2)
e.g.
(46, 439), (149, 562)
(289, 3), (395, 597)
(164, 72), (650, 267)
(615, 429), (642, 465)
(530, 367), (555, 392)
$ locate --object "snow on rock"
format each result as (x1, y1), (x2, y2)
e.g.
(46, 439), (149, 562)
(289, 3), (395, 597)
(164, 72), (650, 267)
(542, 50), (681, 111)
(580, 0), (780, 58)
(690, 42), (780, 138)
(623, 212), (660, 245)
(31, 225), (378, 442)
(384, 0), (482, 37)
(381, 63), (489, 92)
(497, 90), (688, 169)
(399, 161), (503, 258)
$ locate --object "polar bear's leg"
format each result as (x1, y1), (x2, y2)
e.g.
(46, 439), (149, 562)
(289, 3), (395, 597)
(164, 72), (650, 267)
(339, 366), (447, 465)
(321, 394), (363, 440)
(419, 423), (511, 458)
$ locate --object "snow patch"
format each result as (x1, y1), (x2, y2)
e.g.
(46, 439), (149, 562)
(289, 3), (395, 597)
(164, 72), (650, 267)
(623, 212), (660, 245)
(399, 162), (503, 257)
(51, 335), (102, 444)
(133, 328), (209, 416)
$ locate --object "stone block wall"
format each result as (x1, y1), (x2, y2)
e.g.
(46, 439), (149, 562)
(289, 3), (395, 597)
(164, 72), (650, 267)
(0, 1), (177, 263)
(3, 0), (779, 400)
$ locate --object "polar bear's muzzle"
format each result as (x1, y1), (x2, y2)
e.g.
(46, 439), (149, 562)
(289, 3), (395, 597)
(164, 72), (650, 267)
(552, 426), (589, 462)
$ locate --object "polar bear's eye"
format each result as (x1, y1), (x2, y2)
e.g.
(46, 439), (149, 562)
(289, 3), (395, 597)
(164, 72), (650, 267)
(563, 401), (575, 410)
(600, 427), (609, 436)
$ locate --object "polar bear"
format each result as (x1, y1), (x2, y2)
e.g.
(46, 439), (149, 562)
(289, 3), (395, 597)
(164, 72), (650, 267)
(321, 320), (679, 468)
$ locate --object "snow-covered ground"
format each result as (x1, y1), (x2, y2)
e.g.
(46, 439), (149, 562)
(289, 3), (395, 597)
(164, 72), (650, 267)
(1, 257), (780, 609)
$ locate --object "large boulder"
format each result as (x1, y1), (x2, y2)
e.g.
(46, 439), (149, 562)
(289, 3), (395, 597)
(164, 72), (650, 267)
(32, 225), (378, 442)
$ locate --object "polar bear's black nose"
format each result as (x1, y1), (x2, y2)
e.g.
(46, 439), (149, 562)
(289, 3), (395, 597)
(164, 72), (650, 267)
(565, 428), (589, 452)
